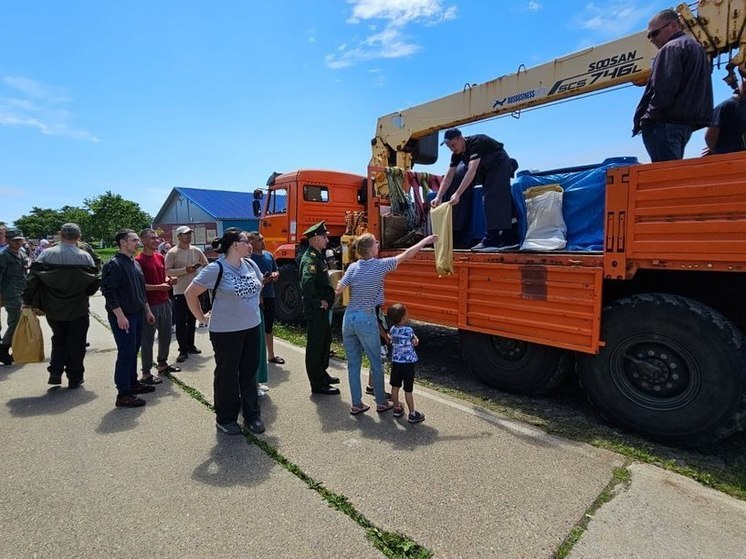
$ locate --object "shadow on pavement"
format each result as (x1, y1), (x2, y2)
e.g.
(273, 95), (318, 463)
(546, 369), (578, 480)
(192, 433), (272, 488)
(6, 386), (98, 416)
(96, 404), (147, 433)
(0, 364), (30, 383)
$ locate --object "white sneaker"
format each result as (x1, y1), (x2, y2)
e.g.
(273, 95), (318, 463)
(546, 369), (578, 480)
(257, 388), (267, 399)
(258, 384), (269, 392)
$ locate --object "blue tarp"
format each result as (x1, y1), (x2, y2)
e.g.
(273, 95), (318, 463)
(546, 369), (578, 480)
(511, 157), (638, 251)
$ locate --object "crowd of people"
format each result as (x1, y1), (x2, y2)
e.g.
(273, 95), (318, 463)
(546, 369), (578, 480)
(3, 217), (435, 435)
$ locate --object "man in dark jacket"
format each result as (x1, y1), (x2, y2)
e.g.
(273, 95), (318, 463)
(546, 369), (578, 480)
(0, 228), (29, 364)
(23, 223), (100, 387)
(101, 229), (156, 408)
(633, 8), (713, 162)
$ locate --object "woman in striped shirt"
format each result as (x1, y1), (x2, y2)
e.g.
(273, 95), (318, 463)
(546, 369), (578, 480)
(335, 232), (436, 415)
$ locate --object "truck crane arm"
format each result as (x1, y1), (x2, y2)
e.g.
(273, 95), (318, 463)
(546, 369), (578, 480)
(371, 1), (746, 170)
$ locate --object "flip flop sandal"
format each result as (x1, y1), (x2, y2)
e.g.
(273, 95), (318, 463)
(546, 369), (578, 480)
(141, 375), (163, 385)
(268, 356), (285, 364)
(350, 404), (370, 415)
(158, 365), (182, 373)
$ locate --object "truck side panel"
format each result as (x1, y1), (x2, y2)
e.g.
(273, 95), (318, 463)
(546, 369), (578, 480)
(384, 253), (604, 354)
(606, 155), (746, 274)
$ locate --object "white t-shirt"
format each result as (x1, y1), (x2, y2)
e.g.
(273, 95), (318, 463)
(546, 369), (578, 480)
(193, 257), (262, 333)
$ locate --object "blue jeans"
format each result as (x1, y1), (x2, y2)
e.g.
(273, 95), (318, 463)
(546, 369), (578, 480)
(108, 313), (143, 395)
(642, 122), (693, 162)
(342, 309), (387, 406)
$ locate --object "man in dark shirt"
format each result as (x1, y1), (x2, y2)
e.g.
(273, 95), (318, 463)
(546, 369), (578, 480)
(432, 128), (519, 252)
(704, 77), (746, 155)
(101, 229), (156, 408)
(633, 8), (713, 162)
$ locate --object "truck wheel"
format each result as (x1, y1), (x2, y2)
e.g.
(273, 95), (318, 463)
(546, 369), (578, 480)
(577, 294), (746, 445)
(458, 330), (572, 394)
(274, 264), (304, 324)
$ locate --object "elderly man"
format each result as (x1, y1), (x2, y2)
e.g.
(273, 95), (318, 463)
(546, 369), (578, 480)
(0, 228), (28, 364)
(633, 8), (713, 162)
(23, 223), (100, 387)
(165, 225), (208, 363)
(299, 221), (340, 395)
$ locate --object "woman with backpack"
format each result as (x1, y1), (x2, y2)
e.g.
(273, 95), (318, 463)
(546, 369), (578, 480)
(184, 228), (265, 436)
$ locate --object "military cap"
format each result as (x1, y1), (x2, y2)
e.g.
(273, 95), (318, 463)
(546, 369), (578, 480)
(303, 221), (329, 239)
(5, 227), (24, 240)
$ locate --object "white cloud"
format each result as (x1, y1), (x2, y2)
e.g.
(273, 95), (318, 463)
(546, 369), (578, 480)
(527, 1), (541, 12)
(572, 2), (650, 37)
(0, 76), (99, 142)
(326, 0), (456, 69)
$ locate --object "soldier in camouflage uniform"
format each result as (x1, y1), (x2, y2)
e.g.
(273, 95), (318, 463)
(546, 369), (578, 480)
(0, 228), (28, 364)
(299, 221), (340, 395)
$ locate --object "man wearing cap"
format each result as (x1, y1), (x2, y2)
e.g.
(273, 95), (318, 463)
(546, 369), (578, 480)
(0, 228), (28, 364)
(22, 223), (100, 386)
(431, 128), (519, 252)
(299, 221), (340, 395)
(165, 225), (208, 363)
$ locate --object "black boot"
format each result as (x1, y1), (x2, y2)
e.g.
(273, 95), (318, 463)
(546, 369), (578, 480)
(0, 344), (14, 365)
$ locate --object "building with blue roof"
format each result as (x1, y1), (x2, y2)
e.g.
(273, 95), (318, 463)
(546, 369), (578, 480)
(153, 187), (261, 248)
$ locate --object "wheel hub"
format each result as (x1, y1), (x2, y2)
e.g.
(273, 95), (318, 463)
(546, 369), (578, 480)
(612, 338), (700, 410)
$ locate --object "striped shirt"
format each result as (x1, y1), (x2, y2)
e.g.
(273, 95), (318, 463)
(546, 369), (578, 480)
(338, 256), (398, 311)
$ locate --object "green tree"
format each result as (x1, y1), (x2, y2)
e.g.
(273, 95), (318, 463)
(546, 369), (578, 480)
(59, 205), (92, 234)
(84, 190), (152, 246)
(14, 205), (92, 240)
(14, 207), (66, 239)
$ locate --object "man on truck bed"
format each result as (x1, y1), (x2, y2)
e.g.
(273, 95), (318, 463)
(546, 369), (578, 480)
(632, 8), (713, 162)
(704, 75), (746, 155)
(431, 128), (519, 252)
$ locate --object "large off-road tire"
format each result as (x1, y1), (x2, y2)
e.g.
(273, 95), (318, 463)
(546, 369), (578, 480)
(577, 294), (746, 445)
(274, 264), (304, 324)
(458, 330), (572, 394)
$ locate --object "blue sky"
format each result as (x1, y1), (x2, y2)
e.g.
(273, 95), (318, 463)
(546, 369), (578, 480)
(0, 0), (736, 226)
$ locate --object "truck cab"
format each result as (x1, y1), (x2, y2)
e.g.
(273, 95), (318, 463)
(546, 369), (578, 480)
(260, 169), (366, 322)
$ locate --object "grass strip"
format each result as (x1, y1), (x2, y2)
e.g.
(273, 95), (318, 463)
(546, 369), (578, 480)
(554, 466), (632, 559)
(165, 373), (432, 559)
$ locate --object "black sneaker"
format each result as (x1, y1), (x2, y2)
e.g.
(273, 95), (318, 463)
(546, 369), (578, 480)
(116, 394), (146, 408)
(216, 421), (241, 435)
(48, 374), (63, 385)
(187, 347), (202, 355)
(131, 382), (156, 394)
(176, 352), (189, 363)
(68, 378), (85, 389)
(246, 418), (265, 434)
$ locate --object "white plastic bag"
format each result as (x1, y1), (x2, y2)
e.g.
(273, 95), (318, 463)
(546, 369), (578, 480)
(521, 185), (567, 251)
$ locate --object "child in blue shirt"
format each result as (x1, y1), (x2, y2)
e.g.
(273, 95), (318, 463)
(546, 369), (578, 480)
(386, 303), (424, 423)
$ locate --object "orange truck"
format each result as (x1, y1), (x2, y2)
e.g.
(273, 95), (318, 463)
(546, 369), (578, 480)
(260, 2), (746, 445)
